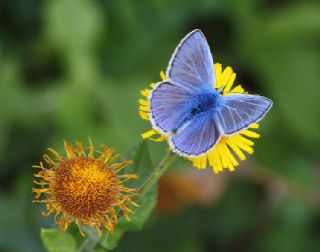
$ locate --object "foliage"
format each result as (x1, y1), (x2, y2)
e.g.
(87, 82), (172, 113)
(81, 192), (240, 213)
(41, 229), (76, 252)
(0, 0), (320, 251)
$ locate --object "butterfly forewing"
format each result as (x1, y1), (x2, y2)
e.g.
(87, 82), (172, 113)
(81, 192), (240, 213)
(217, 94), (273, 135)
(167, 29), (215, 92)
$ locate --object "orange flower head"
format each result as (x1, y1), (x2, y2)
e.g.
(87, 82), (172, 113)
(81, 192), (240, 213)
(33, 139), (138, 236)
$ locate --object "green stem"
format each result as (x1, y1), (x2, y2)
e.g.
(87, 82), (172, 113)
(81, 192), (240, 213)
(139, 152), (176, 197)
(78, 228), (101, 252)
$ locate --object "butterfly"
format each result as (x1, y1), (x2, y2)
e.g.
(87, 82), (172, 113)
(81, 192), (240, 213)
(149, 29), (272, 158)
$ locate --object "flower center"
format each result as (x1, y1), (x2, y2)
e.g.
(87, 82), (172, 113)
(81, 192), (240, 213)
(52, 158), (119, 219)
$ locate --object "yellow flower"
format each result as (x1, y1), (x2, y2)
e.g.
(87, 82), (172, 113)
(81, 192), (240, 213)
(32, 139), (138, 236)
(139, 63), (261, 173)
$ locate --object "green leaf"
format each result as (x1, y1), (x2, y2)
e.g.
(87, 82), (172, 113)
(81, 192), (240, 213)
(100, 141), (157, 250)
(41, 229), (77, 252)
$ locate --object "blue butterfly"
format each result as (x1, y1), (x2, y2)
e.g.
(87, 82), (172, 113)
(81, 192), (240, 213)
(149, 29), (272, 157)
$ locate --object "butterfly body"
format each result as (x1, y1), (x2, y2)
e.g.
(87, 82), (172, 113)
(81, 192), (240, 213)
(191, 91), (222, 115)
(149, 29), (272, 158)
(173, 90), (222, 134)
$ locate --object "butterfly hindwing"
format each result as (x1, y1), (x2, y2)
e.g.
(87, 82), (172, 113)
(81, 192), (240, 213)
(217, 94), (273, 135)
(167, 29), (215, 92)
(169, 112), (221, 157)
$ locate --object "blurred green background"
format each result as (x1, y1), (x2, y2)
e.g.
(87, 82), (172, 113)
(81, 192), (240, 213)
(1, 0), (320, 251)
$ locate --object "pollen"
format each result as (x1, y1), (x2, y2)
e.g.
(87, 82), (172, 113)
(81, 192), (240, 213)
(53, 158), (119, 219)
(33, 139), (138, 236)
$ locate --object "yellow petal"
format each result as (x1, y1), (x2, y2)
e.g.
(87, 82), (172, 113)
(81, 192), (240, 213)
(141, 129), (158, 139)
(160, 71), (167, 81)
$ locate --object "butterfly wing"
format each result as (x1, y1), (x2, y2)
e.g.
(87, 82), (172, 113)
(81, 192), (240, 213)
(167, 29), (215, 92)
(217, 94), (273, 135)
(149, 80), (195, 133)
(169, 112), (221, 157)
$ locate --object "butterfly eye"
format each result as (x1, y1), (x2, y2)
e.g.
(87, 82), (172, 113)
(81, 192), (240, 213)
(191, 106), (201, 114)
